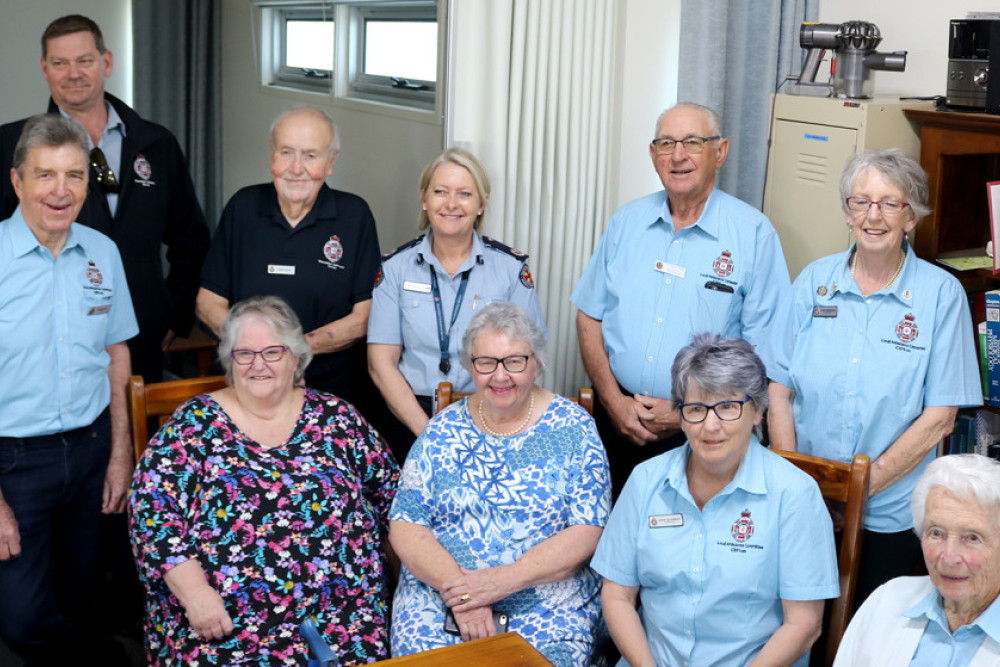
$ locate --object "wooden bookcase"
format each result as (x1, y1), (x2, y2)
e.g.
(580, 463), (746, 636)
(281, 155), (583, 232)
(904, 109), (1000, 292)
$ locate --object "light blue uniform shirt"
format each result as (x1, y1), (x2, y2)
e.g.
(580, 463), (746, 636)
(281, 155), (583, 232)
(60, 101), (125, 216)
(771, 244), (982, 532)
(591, 439), (839, 667)
(571, 188), (790, 398)
(368, 231), (547, 395)
(0, 208), (138, 436)
(908, 587), (1000, 666)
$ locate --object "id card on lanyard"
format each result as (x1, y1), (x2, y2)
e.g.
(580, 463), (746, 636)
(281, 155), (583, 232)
(429, 266), (472, 375)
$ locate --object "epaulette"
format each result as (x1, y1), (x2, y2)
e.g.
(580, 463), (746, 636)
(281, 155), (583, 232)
(380, 234), (424, 262)
(482, 236), (529, 262)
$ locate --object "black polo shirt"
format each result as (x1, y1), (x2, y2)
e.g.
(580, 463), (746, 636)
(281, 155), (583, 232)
(201, 183), (380, 394)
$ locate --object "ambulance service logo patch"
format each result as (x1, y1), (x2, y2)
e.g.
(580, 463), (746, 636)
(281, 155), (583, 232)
(896, 313), (919, 343)
(731, 510), (754, 543)
(133, 155), (154, 186)
(713, 250), (734, 277)
(319, 235), (345, 270)
(86, 261), (103, 287)
(519, 265), (534, 289)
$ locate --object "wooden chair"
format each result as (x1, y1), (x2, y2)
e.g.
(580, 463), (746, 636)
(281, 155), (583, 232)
(772, 450), (871, 667)
(435, 382), (594, 416)
(127, 374), (227, 462)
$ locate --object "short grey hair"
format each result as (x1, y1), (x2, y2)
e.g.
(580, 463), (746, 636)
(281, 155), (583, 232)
(12, 114), (88, 179)
(218, 295), (313, 384)
(270, 106), (340, 159)
(839, 149), (931, 223)
(654, 102), (723, 139)
(911, 454), (1000, 535)
(461, 302), (548, 373)
(418, 147), (491, 232)
(670, 334), (768, 411)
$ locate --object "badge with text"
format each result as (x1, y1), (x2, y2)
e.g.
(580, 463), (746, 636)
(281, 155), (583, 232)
(318, 235), (345, 270)
(731, 510), (754, 542)
(133, 154), (154, 187)
(268, 264), (296, 276)
(713, 250), (734, 277)
(896, 313), (919, 342)
(649, 513), (683, 528)
(86, 260), (103, 287)
(403, 281), (432, 293)
(813, 306), (838, 318)
(654, 261), (686, 278)
(87, 304), (111, 316)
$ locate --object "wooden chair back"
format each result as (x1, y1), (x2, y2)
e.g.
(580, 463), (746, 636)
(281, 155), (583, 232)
(127, 374), (227, 462)
(435, 382), (594, 416)
(772, 449), (870, 667)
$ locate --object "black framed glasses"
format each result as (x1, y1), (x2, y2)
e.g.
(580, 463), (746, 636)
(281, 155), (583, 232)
(651, 135), (721, 155)
(231, 345), (287, 365)
(677, 397), (752, 423)
(89, 147), (119, 194)
(471, 354), (533, 374)
(845, 196), (909, 216)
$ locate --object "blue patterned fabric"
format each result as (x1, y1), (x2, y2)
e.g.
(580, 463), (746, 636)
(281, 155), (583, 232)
(390, 395), (610, 665)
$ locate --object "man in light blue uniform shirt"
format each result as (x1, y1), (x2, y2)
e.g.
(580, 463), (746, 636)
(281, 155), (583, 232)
(0, 114), (138, 664)
(572, 103), (791, 497)
(369, 231), (546, 397)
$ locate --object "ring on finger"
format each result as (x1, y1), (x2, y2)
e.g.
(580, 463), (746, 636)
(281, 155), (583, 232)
(460, 593), (471, 602)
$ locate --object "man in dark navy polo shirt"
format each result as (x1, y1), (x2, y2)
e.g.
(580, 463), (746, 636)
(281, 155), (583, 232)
(197, 107), (380, 404)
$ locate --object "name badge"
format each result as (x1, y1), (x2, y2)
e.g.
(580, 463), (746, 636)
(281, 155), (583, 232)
(88, 304), (111, 316)
(654, 261), (686, 278)
(268, 264), (296, 276)
(649, 513), (683, 528)
(704, 280), (734, 294)
(813, 306), (838, 318)
(403, 281), (432, 293)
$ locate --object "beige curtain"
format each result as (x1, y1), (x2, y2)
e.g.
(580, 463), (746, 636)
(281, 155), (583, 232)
(445, 0), (615, 395)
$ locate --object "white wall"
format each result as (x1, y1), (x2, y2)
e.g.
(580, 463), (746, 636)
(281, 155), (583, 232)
(816, 0), (999, 96)
(0, 0), (132, 121)
(220, 0), (442, 250)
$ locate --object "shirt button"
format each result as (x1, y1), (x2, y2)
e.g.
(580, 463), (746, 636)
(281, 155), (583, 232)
(852, 358), (859, 364)
(692, 566), (700, 573)
(657, 317), (663, 323)
(858, 328), (863, 333)
(697, 533), (703, 539)
(647, 356), (654, 362)
(686, 630), (692, 636)
(848, 391), (854, 397)
(673, 240), (680, 246)
(665, 278), (672, 284)
(691, 597), (696, 604)
(61, 373), (67, 379)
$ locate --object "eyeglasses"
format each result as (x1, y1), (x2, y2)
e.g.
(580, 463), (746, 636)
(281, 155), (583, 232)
(230, 345), (287, 365)
(471, 354), (533, 374)
(89, 147), (119, 194)
(651, 135), (721, 155)
(677, 397), (752, 423)
(845, 196), (909, 216)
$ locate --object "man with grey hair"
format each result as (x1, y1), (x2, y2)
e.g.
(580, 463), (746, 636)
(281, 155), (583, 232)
(572, 103), (791, 498)
(0, 13), (210, 384)
(197, 107), (381, 404)
(0, 114), (138, 663)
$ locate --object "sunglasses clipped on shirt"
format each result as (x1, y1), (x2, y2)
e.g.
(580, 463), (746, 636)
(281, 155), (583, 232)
(89, 147), (120, 194)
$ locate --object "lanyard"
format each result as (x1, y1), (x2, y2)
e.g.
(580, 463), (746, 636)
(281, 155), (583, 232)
(429, 265), (472, 374)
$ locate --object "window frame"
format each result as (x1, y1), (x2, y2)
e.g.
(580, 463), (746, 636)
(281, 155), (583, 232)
(271, 5), (335, 93)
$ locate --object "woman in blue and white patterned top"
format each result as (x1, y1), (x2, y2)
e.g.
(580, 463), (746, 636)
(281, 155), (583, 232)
(388, 302), (611, 666)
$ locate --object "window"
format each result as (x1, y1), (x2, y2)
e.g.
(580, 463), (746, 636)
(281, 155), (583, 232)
(259, 1), (439, 110)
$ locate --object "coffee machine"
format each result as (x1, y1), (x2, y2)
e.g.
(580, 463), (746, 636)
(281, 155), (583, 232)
(786, 20), (907, 98)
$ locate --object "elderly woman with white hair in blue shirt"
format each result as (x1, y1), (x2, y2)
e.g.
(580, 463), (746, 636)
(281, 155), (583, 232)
(836, 454), (1000, 666)
(592, 333), (839, 666)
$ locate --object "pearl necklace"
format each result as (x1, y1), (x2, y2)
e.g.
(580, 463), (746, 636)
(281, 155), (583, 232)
(478, 389), (535, 437)
(851, 248), (906, 293)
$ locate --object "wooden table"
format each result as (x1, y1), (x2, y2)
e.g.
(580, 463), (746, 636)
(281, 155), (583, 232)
(374, 633), (552, 666)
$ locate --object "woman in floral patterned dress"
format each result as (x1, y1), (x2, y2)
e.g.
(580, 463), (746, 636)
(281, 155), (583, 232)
(389, 302), (611, 666)
(129, 295), (398, 665)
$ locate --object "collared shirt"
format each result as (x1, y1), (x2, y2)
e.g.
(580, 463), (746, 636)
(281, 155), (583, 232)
(201, 182), (380, 386)
(908, 588), (1000, 666)
(591, 438), (839, 667)
(571, 188), (790, 398)
(60, 101), (125, 216)
(368, 231), (547, 395)
(771, 243), (983, 532)
(0, 207), (138, 437)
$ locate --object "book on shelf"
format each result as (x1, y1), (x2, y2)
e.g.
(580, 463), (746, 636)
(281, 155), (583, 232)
(989, 181), (1000, 274)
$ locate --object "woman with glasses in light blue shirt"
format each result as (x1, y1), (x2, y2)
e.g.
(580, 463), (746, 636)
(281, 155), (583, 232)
(592, 334), (839, 666)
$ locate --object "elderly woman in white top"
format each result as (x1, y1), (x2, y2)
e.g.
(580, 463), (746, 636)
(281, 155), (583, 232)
(835, 454), (1000, 666)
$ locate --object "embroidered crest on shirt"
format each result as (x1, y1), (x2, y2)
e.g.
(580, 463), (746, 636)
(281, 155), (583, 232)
(374, 266), (384, 287)
(133, 154), (154, 187)
(519, 265), (535, 289)
(86, 260), (103, 287)
(713, 250), (734, 277)
(731, 510), (754, 542)
(896, 313), (919, 343)
(319, 235), (345, 270)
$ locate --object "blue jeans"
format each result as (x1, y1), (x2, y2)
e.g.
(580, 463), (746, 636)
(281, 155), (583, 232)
(0, 409), (111, 665)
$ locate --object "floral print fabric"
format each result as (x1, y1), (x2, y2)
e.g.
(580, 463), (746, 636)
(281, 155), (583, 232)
(390, 395), (611, 666)
(129, 389), (398, 666)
